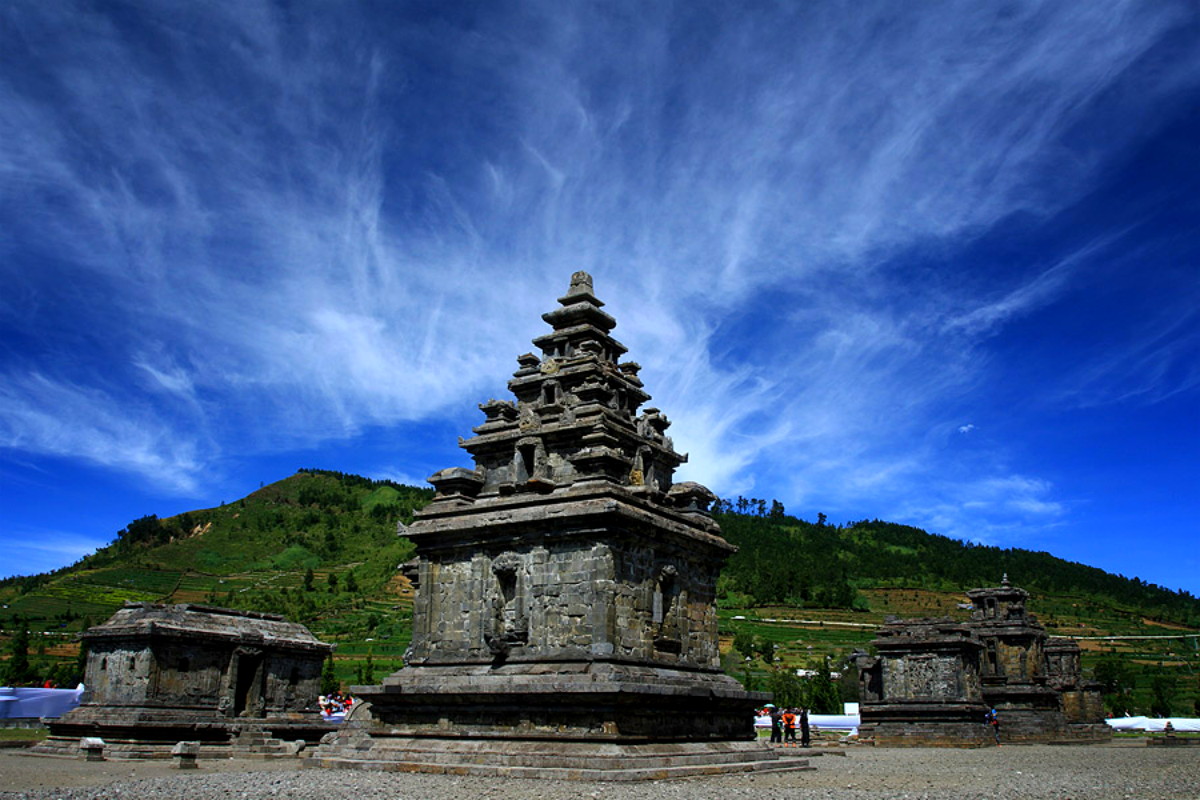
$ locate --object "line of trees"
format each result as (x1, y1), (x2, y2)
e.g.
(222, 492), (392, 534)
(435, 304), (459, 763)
(714, 497), (1200, 625)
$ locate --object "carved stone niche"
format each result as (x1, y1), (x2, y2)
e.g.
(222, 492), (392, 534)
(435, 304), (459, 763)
(652, 564), (682, 654)
(484, 552), (529, 656)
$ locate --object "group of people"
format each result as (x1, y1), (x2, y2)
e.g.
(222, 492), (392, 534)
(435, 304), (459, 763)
(763, 704), (811, 747)
(318, 690), (354, 716)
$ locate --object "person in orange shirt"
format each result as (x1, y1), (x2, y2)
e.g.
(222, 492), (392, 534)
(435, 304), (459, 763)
(782, 708), (797, 745)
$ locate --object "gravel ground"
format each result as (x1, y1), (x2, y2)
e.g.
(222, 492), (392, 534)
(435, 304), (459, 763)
(1, 742), (1197, 800)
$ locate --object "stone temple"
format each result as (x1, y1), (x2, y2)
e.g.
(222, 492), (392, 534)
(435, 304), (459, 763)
(308, 272), (806, 779)
(855, 576), (1109, 746)
(34, 602), (334, 759)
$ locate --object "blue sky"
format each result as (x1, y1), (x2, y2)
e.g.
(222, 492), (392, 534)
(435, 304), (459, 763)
(2, 2), (1198, 595)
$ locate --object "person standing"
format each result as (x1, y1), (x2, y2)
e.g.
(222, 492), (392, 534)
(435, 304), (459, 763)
(986, 707), (1001, 745)
(800, 707), (811, 747)
(768, 705), (783, 744)
(782, 707), (797, 745)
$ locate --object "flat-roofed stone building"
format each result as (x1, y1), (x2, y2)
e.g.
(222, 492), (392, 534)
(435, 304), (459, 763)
(308, 273), (808, 780)
(855, 618), (992, 747)
(34, 603), (334, 759)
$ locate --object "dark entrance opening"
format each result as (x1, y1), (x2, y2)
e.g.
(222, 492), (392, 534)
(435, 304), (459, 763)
(233, 651), (264, 717)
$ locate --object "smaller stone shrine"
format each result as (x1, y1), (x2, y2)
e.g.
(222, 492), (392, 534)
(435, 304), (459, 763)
(856, 577), (1109, 746)
(968, 577), (1108, 742)
(855, 619), (992, 747)
(308, 272), (808, 780)
(33, 603), (334, 759)
(1044, 638), (1106, 728)
(968, 577), (1067, 741)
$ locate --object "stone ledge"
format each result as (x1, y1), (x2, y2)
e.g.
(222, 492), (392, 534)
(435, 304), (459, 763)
(305, 739), (814, 781)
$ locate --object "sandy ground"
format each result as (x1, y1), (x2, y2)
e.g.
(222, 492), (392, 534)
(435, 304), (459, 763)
(1, 740), (1197, 799)
(0, 749), (299, 792)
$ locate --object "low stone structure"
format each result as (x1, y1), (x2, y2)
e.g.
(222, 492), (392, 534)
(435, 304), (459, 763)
(308, 272), (808, 779)
(855, 619), (992, 747)
(33, 603), (334, 759)
(857, 577), (1109, 746)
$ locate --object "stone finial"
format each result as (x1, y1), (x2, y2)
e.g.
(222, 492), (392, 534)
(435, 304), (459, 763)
(557, 270), (604, 307)
(1001, 573), (1010, 587)
(569, 271), (593, 293)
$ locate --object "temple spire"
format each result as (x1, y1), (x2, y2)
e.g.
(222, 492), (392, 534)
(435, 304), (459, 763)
(427, 272), (704, 508)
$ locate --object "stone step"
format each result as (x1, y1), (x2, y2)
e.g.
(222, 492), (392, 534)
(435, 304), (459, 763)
(321, 748), (783, 769)
(305, 738), (815, 779)
(307, 755), (812, 781)
(232, 735), (305, 758)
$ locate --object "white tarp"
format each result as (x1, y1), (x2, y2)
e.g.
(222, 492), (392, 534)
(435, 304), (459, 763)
(1106, 716), (1200, 732)
(754, 713), (860, 731)
(0, 686), (84, 719)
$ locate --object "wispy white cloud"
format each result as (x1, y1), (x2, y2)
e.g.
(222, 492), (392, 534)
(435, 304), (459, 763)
(893, 472), (1068, 548)
(943, 232), (1128, 336)
(1055, 309), (1200, 408)
(0, 373), (206, 493)
(0, 0), (1196, 550)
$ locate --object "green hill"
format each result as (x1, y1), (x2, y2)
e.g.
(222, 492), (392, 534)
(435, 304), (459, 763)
(1, 474), (1196, 715)
(714, 500), (1200, 626)
(0, 469), (431, 688)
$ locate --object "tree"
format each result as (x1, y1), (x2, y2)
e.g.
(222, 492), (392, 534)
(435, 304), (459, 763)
(320, 655), (338, 696)
(1094, 658), (1136, 714)
(837, 660), (861, 702)
(1150, 675), (1176, 718)
(363, 650), (375, 684)
(327, 572), (339, 593)
(804, 657), (842, 714)
(766, 668), (804, 708)
(3, 619), (33, 686)
(303, 568), (315, 592)
(116, 514), (165, 551)
(756, 638), (776, 664)
(344, 571), (359, 594)
(733, 628), (756, 661)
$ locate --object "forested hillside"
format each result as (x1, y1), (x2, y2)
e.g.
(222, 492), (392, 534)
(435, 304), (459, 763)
(714, 498), (1200, 626)
(0, 470), (432, 688)
(2, 476), (1197, 714)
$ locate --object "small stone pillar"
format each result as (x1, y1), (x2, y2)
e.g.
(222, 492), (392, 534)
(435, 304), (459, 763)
(172, 740), (201, 769)
(79, 737), (105, 761)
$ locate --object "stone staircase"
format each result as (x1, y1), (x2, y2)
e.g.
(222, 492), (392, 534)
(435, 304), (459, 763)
(306, 737), (813, 780)
(231, 726), (305, 759)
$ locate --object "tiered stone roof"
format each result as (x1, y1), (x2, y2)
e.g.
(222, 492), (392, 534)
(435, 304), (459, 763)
(427, 270), (713, 513)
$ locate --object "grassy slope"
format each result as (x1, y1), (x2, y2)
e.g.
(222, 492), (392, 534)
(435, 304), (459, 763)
(0, 470), (429, 686)
(1, 472), (1196, 712)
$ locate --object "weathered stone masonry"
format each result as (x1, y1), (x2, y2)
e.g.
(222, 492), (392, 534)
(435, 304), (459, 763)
(308, 272), (809, 779)
(34, 603), (334, 759)
(856, 576), (1109, 746)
